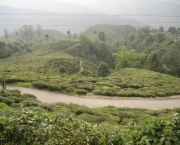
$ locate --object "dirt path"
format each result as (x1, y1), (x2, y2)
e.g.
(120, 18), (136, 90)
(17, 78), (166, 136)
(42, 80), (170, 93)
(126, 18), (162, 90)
(7, 85), (180, 110)
(77, 60), (84, 74)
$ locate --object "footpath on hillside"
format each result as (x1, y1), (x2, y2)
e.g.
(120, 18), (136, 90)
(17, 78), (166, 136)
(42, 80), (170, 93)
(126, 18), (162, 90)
(77, 60), (84, 74)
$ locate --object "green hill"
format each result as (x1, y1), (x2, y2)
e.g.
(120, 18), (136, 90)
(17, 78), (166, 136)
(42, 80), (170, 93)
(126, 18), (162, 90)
(83, 24), (137, 39)
(0, 29), (66, 41)
(1, 49), (180, 98)
(0, 40), (98, 82)
(1, 37), (180, 97)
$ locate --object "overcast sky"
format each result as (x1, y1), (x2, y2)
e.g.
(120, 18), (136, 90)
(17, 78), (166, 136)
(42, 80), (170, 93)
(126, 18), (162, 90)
(0, 0), (179, 9)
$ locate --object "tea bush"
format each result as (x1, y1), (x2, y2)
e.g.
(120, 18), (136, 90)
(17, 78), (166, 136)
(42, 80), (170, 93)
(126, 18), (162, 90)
(0, 109), (180, 145)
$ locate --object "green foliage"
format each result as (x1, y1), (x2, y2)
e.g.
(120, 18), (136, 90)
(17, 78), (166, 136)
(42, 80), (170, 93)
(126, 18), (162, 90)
(97, 62), (110, 77)
(0, 103), (11, 110)
(147, 41), (180, 77)
(114, 46), (145, 70)
(59, 66), (67, 74)
(0, 41), (8, 59)
(0, 109), (180, 144)
(75, 89), (88, 95)
(3, 28), (9, 40)
(22, 93), (37, 100)
(0, 89), (37, 107)
(159, 26), (164, 32)
(168, 27), (177, 34)
(99, 31), (106, 41)
(65, 36), (114, 68)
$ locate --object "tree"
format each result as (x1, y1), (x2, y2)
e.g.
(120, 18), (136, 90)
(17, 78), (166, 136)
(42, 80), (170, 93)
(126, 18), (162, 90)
(156, 32), (166, 43)
(146, 35), (154, 45)
(97, 62), (110, 77)
(177, 28), (180, 35)
(73, 33), (77, 39)
(22, 25), (34, 41)
(168, 27), (176, 34)
(159, 26), (164, 32)
(67, 30), (71, 39)
(36, 25), (43, 38)
(3, 29), (9, 40)
(45, 34), (49, 41)
(113, 46), (145, 70)
(138, 26), (150, 40)
(19, 28), (24, 40)
(0, 41), (8, 58)
(59, 66), (67, 74)
(99, 32), (106, 41)
(15, 30), (19, 38)
(161, 48), (180, 77)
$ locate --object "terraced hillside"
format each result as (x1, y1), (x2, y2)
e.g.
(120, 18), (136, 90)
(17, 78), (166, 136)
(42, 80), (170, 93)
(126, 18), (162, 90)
(1, 38), (180, 97)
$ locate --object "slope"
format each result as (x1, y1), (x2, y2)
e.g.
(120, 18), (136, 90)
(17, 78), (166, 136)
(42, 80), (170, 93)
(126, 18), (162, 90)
(83, 24), (138, 39)
(0, 29), (66, 41)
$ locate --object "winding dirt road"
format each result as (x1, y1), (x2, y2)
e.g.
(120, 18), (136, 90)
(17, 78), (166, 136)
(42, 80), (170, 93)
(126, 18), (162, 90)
(7, 85), (180, 110)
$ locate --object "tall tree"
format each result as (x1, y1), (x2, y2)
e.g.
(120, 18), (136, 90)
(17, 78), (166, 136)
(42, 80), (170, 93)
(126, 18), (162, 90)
(97, 62), (110, 77)
(67, 30), (71, 39)
(168, 27), (176, 34)
(73, 33), (77, 39)
(0, 41), (8, 58)
(138, 26), (150, 40)
(3, 29), (9, 40)
(159, 26), (164, 32)
(23, 25), (34, 41)
(19, 28), (24, 40)
(99, 32), (106, 41)
(15, 30), (19, 38)
(177, 28), (180, 35)
(156, 32), (166, 43)
(36, 25), (43, 38)
(45, 34), (49, 41)
(114, 46), (145, 70)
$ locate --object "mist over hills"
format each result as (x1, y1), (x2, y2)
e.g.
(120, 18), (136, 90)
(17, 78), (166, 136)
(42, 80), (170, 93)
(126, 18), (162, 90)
(0, 4), (141, 36)
(1, 0), (180, 36)
(86, 0), (180, 28)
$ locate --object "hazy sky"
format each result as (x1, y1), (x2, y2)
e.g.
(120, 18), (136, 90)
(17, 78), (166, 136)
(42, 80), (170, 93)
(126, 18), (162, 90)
(0, 0), (179, 9)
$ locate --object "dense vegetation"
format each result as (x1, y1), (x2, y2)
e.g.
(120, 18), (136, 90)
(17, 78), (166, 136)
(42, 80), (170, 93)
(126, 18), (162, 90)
(115, 26), (180, 77)
(1, 24), (180, 144)
(1, 25), (180, 97)
(0, 90), (180, 144)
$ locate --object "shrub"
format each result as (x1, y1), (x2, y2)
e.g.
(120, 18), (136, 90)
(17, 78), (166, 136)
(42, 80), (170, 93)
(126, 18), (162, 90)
(75, 89), (87, 95)
(40, 103), (53, 112)
(97, 62), (110, 77)
(0, 97), (15, 106)
(0, 102), (11, 110)
(20, 101), (40, 107)
(9, 89), (21, 95)
(22, 93), (37, 100)
(8, 96), (23, 103)
(59, 66), (67, 74)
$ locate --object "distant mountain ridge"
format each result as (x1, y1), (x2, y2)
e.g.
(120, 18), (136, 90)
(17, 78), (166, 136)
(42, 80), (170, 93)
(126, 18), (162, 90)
(0, 4), (141, 36)
(85, 0), (180, 28)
